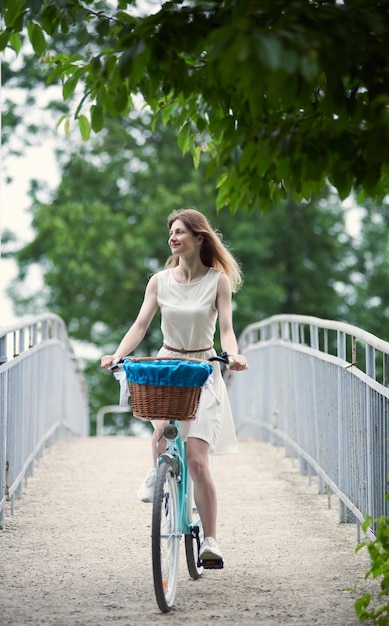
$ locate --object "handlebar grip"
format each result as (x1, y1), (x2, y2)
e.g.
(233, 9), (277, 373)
(109, 357), (125, 371)
(221, 352), (248, 370)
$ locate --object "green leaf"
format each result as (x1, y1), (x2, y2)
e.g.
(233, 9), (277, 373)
(177, 122), (191, 155)
(63, 74), (79, 100)
(62, 66), (88, 101)
(0, 30), (10, 52)
(27, 22), (46, 55)
(64, 117), (70, 137)
(60, 17), (69, 35)
(47, 62), (73, 86)
(4, 0), (24, 28)
(46, 55), (84, 85)
(9, 31), (22, 54)
(118, 40), (146, 80)
(115, 85), (129, 114)
(193, 145), (202, 170)
(96, 18), (110, 39)
(354, 594), (371, 612)
(55, 114), (69, 132)
(89, 55), (102, 76)
(40, 4), (60, 36)
(78, 115), (91, 140)
(91, 104), (104, 133)
(161, 102), (176, 127)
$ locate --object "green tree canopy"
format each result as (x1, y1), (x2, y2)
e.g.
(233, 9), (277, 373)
(2, 0), (389, 211)
(12, 116), (352, 346)
(10, 113), (353, 427)
(351, 198), (389, 338)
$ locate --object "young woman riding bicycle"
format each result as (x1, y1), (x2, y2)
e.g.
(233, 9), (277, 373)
(101, 208), (248, 562)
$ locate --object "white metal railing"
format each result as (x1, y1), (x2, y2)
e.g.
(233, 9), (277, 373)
(228, 314), (389, 541)
(0, 314), (89, 528)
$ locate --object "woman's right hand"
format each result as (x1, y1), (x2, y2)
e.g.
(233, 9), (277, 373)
(101, 354), (115, 370)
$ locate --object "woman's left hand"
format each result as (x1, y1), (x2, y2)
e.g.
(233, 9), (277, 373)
(227, 354), (248, 371)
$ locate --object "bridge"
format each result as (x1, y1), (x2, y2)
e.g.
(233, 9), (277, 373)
(1, 313), (387, 624)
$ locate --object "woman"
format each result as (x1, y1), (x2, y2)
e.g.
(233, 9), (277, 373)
(101, 208), (248, 562)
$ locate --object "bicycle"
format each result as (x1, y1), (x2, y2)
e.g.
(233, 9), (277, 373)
(112, 352), (231, 613)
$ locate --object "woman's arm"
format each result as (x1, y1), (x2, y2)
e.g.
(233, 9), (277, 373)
(100, 273), (159, 369)
(216, 273), (247, 371)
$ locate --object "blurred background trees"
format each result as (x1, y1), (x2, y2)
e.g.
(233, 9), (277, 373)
(5, 107), (362, 431)
(2, 1), (389, 432)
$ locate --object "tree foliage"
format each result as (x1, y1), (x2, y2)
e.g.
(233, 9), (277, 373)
(2, 0), (389, 211)
(11, 115), (216, 346)
(350, 198), (389, 339)
(9, 111), (353, 427)
(11, 115), (352, 344)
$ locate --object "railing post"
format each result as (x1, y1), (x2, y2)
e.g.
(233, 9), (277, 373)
(365, 344), (375, 521)
(291, 322), (299, 343)
(337, 331), (351, 522)
(0, 336), (7, 365)
(310, 325), (319, 350)
(0, 373), (7, 529)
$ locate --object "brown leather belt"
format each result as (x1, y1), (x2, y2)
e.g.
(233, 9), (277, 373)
(163, 344), (212, 354)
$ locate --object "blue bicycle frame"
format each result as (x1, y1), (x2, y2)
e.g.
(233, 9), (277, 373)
(158, 420), (201, 537)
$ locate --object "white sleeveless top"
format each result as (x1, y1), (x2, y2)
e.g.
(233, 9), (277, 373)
(158, 267), (219, 351)
(156, 267), (237, 455)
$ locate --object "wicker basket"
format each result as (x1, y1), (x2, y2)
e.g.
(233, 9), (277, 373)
(129, 382), (202, 421)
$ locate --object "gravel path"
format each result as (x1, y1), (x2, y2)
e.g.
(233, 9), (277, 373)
(0, 437), (377, 625)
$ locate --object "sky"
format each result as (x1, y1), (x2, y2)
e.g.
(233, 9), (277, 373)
(0, 37), (63, 328)
(0, 136), (60, 326)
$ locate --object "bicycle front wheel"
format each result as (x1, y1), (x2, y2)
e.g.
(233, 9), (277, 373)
(152, 461), (180, 613)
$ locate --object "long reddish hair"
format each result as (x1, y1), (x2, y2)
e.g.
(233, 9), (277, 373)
(165, 208), (243, 292)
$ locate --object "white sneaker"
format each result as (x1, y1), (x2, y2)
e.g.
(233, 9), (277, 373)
(199, 537), (223, 560)
(137, 468), (156, 503)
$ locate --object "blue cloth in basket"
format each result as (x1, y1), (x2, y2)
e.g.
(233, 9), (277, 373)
(122, 359), (214, 388)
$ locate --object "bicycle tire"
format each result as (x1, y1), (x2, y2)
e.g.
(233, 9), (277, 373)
(152, 461), (180, 613)
(185, 475), (204, 579)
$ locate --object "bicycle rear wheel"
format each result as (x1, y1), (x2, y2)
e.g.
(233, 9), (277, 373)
(152, 461), (180, 613)
(185, 475), (204, 579)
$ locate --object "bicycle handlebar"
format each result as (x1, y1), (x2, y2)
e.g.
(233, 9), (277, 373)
(109, 351), (234, 371)
(208, 351), (232, 366)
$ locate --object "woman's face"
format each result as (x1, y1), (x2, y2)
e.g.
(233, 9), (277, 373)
(168, 219), (201, 257)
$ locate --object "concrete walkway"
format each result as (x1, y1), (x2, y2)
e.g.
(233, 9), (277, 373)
(0, 437), (376, 625)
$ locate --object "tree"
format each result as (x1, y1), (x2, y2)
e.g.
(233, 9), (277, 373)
(350, 197), (389, 340)
(2, 0), (389, 212)
(1, 77), (357, 345)
(11, 116), (352, 345)
(10, 111), (352, 429)
(216, 190), (353, 331)
(11, 114), (218, 347)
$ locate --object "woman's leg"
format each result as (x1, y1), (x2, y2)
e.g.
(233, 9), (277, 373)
(137, 422), (166, 503)
(186, 437), (217, 540)
(151, 421), (166, 465)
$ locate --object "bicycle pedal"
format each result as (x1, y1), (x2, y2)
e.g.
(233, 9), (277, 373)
(200, 558), (224, 569)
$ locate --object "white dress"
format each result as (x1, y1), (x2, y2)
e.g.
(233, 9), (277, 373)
(156, 267), (237, 455)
